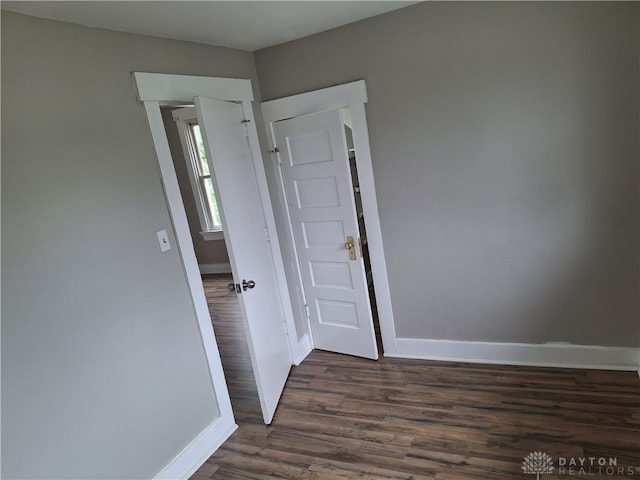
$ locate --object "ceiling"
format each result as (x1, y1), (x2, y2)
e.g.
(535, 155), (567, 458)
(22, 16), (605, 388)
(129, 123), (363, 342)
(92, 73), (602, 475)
(1, 1), (417, 52)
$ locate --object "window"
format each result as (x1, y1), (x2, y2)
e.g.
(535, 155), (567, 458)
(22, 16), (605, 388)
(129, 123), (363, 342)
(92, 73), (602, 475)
(173, 107), (223, 240)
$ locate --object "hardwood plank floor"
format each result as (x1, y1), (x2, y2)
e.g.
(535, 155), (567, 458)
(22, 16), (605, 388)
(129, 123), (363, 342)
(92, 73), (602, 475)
(193, 274), (640, 479)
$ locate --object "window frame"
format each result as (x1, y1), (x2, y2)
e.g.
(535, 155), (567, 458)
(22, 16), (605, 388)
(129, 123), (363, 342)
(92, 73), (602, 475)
(172, 107), (224, 241)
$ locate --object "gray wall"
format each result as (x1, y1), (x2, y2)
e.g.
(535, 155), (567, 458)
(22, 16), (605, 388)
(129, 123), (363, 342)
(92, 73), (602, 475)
(1, 12), (259, 479)
(255, 2), (640, 347)
(161, 107), (230, 267)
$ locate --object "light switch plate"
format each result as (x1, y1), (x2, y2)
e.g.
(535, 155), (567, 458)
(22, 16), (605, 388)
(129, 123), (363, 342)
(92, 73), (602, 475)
(157, 229), (171, 252)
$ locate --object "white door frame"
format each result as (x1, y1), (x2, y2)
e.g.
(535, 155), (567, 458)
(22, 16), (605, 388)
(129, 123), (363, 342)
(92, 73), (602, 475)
(132, 72), (300, 478)
(262, 80), (398, 355)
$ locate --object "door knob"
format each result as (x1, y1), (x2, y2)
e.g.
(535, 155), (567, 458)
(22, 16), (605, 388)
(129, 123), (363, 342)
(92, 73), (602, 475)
(242, 279), (256, 291)
(345, 235), (357, 260)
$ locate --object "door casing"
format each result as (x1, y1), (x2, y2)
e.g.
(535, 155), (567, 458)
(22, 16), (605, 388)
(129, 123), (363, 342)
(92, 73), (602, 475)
(133, 72), (300, 477)
(262, 80), (398, 357)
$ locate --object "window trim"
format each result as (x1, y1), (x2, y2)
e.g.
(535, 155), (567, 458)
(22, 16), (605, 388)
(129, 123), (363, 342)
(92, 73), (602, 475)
(200, 230), (224, 241)
(172, 107), (224, 241)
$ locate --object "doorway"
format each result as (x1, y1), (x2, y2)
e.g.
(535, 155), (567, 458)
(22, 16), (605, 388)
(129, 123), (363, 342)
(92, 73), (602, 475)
(135, 75), (397, 469)
(160, 106), (263, 423)
(269, 107), (380, 359)
(136, 73), (301, 435)
(261, 80), (398, 358)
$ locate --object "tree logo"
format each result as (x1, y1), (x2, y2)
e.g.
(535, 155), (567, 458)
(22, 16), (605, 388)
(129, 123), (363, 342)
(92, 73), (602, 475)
(522, 451), (555, 479)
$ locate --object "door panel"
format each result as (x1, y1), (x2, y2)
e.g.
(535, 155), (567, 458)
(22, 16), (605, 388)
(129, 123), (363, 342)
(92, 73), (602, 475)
(194, 96), (292, 424)
(274, 109), (378, 360)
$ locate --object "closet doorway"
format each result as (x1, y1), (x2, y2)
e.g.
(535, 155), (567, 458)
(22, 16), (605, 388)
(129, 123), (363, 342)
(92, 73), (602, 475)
(262, 80), (398, 360)
(270, 107), (380, 359)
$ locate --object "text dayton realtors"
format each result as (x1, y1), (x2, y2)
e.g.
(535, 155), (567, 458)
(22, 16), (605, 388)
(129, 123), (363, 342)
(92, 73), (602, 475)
(557, 456), (636, 476)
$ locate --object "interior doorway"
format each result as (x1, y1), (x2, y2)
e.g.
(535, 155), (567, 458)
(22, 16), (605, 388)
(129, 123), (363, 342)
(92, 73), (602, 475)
(135, 73), (301, 474)
(135, 73), (397, 454)
(160, 107), (263, 422)
(261, 80), (399, 358)
(269, 107), (380, 359)
(154, 94), (294, 425)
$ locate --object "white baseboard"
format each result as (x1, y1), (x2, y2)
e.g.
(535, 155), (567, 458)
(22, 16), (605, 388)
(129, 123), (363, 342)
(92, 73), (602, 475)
(390, 338), (639, 371)
(199, 263), (232, 274)
(291, 334), (313, 366)
(154, 417), (237, 480)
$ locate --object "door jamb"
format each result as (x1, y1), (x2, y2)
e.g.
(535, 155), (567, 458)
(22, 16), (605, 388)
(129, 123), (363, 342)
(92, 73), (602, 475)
(132, 73), (300, 472)
(261, 80), (398, 355)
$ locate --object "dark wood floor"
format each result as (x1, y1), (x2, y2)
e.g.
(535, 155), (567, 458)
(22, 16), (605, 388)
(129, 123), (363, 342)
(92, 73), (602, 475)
(193, 274), (640, 479)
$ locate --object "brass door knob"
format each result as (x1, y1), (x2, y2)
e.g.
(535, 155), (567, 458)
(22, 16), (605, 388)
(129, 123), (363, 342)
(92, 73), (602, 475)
(345, 235), (357, 260)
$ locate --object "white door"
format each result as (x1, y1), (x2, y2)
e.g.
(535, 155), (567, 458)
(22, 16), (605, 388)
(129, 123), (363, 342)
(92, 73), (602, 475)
(273, 109), (378, 360)
(195, 96), (292, 424)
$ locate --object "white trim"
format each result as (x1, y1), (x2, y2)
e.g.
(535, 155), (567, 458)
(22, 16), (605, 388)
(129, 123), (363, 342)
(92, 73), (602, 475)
(199, 263), (232, 275)
(172, 107), (224, 235)
(291, 334), (313, 366)
(349, 104), (398, 355)
(154, 417), (237, 480)
(134, 72), (253, 102)
(176, 114), (210, 231)
(140, 101), (235, 429)
(200, 230), (224, 241)
(136, 69), (300, 422)
(172, 106), (197, 122)
(261, 80), (398, 356)
(391, 338), (640, 371)
(134, 73), (270, 473)
(261, 80), (368, 123)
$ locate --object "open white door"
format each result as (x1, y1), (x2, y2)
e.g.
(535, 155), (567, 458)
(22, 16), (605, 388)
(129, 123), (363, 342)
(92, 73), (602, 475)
(273, 109), (378, 360)
(195, 95), (292, 424)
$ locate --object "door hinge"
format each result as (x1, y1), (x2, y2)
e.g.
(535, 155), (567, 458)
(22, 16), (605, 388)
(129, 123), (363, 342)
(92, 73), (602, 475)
(265, 225), (271, 243)
(270, 147), (282, 165)
(283, 322), (288, 334)
(304, 304), (311, 322)
(241, 119), (251, 137)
